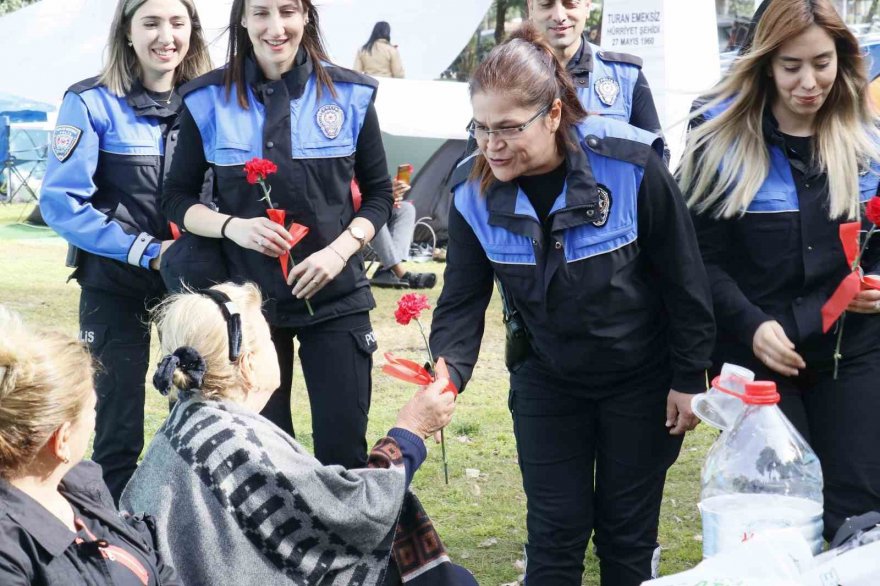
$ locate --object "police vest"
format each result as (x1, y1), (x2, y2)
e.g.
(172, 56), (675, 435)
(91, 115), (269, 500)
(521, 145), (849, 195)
(453, 116), (661, 267)
(576, 43), (641, 123)
(184, 69), (374, 166)
(703, 101), (880, 213)
(40, 78), (177, 296)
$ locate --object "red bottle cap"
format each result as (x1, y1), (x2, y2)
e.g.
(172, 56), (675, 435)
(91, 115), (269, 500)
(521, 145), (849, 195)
(742, 381), (780, 405)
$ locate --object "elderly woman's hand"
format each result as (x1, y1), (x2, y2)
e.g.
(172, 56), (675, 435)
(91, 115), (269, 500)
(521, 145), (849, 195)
(394, 378), (456, 440)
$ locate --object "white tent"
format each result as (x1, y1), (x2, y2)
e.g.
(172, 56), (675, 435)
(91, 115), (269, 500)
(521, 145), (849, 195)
(0, 0), (490, 106)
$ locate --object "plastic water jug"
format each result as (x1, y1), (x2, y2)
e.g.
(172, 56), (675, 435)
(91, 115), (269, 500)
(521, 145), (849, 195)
(699, 380), (824, 557)
(692, 363), (754, 430)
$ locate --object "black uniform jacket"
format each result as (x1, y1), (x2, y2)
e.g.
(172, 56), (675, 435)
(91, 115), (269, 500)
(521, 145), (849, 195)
(691, 111), (880, 365)
(163, 51), (393, 328)
(45, 79), (189, 299)
(0, 461), (179, 585)
(430, 121), (715, 394)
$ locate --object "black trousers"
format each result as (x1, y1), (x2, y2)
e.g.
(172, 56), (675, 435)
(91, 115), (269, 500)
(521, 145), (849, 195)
(79, 287), (155, 503)
(717, 343), (880, 541)
(510, 362), (683, 586)
(261, 312), (376, 469)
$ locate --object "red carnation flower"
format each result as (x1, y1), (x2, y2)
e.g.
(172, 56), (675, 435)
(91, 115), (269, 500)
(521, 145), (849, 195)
(866, 197), (880, 227)
(394, 293), (430, 326)
(244, 158), (278, 185)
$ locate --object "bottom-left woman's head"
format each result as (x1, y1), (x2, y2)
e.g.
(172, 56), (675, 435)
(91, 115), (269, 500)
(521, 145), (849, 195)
(0, 306), (96, 480)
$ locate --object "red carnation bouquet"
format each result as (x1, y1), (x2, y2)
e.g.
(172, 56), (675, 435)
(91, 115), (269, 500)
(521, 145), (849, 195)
(244, 157), (313, 316)
(382, 293), (457, 483)
(822, 197), (880, 378)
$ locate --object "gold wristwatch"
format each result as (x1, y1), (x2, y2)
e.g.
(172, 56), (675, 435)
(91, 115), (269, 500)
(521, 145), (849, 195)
(346, 225), (367, 250)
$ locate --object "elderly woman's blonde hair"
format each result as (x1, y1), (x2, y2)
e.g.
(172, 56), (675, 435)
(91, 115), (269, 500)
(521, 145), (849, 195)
(0, 306), (95, 479)
(151, 283), (264, 401)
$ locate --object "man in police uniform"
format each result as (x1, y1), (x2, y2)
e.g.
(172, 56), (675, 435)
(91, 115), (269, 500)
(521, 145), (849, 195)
(529, 0), (663, 135)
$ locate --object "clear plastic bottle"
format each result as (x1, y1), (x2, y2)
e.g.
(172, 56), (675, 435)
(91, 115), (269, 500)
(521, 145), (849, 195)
(699, 381), (824, 557)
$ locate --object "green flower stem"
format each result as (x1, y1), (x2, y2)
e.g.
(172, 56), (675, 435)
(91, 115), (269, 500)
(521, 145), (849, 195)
(416, 318), (449, 484)
(833, 311), (845, 380)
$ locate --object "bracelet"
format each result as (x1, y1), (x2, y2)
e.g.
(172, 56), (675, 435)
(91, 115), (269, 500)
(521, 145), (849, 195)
(327, 244), (348, 268)
(220, 216), (235, 239)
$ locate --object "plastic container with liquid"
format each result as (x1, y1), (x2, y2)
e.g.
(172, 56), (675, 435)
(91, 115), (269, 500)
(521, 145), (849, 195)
(699, 380), (824, 557)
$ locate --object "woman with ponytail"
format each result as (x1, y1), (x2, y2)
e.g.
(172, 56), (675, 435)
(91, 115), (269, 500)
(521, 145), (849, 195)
(681, 0), (880, 540)
(161, 0), (394, 472)
(428, 24), (715, 585)
(120, 283), (472, 586)
(0, 307), (180, 585)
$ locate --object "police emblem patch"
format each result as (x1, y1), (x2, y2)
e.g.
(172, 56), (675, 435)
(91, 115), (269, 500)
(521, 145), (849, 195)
(52, 125), (83, 163)
(594, 77), (620, 107)
(593, 185), (612, 227)
(316, 104), (344, 139)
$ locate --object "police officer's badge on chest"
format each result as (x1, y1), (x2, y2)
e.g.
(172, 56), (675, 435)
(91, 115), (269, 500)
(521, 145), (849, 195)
(52, 125), (83, 163)
(316, 104), (344, 139)
(592, 185), (612, 227)
(594, 77), (620, 107)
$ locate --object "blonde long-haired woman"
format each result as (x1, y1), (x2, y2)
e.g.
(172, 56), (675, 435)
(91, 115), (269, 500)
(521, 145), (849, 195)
(39, 0), (212, 503)
(680, 0), (880, 540)
(0, 307), (181, 585)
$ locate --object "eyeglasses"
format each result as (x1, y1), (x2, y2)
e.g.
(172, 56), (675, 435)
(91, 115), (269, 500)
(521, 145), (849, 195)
(466, 106), (550, 142)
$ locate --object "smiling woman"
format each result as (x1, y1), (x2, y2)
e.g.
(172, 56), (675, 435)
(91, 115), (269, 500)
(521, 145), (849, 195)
(38, 0), (212, 503)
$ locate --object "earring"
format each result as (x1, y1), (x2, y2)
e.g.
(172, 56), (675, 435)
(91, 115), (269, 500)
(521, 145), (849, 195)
(62, 456), (70, 464)
(128, 41), (133, 47)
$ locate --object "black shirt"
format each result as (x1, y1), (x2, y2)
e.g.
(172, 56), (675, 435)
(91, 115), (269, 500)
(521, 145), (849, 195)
(690, 111), (880, 365)
(0, 462), (179, 586)
(517, 161), (567, 226)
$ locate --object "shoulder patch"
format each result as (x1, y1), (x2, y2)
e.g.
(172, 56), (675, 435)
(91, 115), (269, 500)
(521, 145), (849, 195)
(596, 50), (643, 69)
(325, 66), (379, 90)
(179, 68), (227, 97)
(67, 76), (103, 95)
(52, 125), (83, 163)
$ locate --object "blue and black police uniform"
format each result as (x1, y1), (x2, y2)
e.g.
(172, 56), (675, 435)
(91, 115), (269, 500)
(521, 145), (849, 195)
(567, 33), (662, 135)
(40, 77), (188, 503)
(690, 106), (880, 540)
(429, 117), (715, 585)
(162, 49), (393, 470)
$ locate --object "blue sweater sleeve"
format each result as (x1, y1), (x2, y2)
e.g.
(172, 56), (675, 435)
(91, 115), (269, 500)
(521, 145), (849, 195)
(387, 428), (427, 489)
(40, 92), (160, 268)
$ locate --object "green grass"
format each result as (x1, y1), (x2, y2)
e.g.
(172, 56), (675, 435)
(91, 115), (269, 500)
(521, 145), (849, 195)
(0, 203), (712, 584)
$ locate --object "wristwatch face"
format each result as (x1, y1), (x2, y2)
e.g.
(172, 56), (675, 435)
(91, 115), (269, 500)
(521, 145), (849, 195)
(348, 226), (366, 241)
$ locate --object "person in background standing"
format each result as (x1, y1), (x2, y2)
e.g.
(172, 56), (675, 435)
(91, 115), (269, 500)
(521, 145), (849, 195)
(39, 0), (211, 503)
(353, 21), (405, 79)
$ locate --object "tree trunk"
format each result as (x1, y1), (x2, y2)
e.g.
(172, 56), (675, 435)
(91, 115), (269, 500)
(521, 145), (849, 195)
(868, 0), (880, 22)
(495, 0), (508, 44)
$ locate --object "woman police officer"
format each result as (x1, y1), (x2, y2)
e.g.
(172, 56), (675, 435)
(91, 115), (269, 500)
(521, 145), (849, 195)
(681, 0), (880, 540)
(39, 0), (212, 503)
(428, 24), (715, 586)
(161, 0), (393, 470)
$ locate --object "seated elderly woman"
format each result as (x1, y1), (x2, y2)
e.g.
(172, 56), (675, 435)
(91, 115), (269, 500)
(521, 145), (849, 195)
(0, 306), (179, 585)
(121, 283), (473, 586)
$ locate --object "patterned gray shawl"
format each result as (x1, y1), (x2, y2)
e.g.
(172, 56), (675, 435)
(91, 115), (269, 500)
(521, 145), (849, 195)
(120, 397), (406, 586)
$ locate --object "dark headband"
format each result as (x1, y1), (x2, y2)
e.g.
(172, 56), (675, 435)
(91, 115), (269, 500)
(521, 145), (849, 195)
(200, 288), (243, 362)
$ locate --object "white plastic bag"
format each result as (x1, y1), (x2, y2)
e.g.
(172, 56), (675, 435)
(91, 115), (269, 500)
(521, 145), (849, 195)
(799, 540), (880, 586)
(641, 529), (812, 586)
